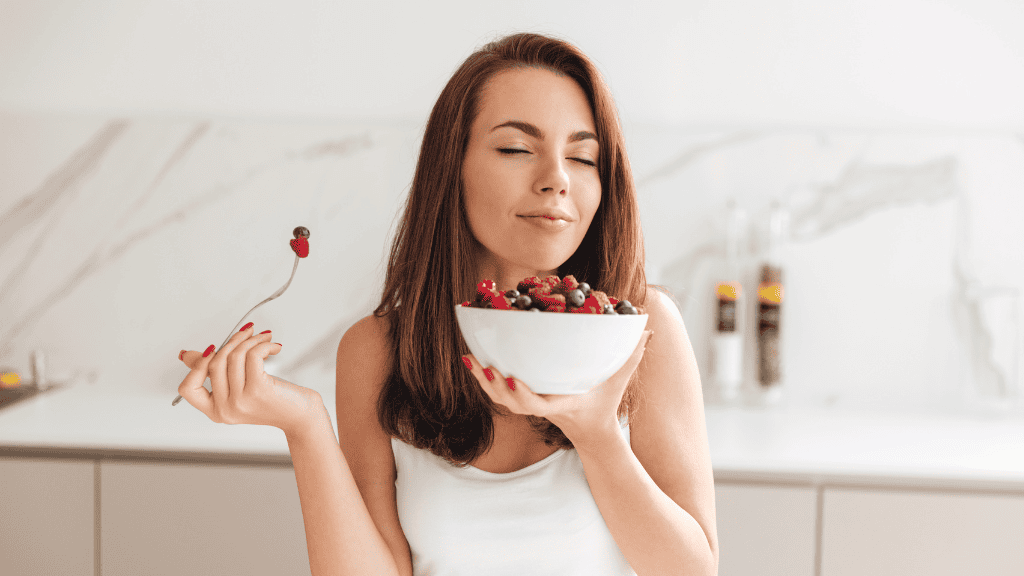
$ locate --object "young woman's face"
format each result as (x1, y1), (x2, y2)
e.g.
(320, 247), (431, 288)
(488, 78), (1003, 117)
(461, 66), (601, 281)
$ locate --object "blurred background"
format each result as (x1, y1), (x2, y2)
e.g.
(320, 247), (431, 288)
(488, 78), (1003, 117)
(5, 3), (1024, 575)
(1, 0), (1023, 412)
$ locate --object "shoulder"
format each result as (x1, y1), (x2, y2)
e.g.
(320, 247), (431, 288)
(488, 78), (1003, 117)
(336, 314), (393, 410)
(634, 285), (695, 395)
(642, 285), (685, 330)
(338, 314), (392, 369)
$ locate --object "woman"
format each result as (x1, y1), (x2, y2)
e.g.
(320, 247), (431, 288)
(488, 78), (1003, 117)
(178, 32), (718, 576)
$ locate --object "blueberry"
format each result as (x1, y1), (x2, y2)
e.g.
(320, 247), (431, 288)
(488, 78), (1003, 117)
(529, 307), (541, 312)
(602, 304), (616, 315)
(515, 295), (532, 310)
(578, 282), (591, 297)
(614, 300), (632, 312)
(293, 226), (310, 239)
(505, 289), (520, 300)
(619, 305), (637, 315)
(567, 288), (585, 307)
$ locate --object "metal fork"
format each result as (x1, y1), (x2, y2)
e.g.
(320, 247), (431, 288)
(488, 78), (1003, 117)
(172, 228), (307, 406)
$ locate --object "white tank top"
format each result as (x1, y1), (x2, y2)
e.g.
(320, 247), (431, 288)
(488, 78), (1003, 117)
(391, 416), (636, 575)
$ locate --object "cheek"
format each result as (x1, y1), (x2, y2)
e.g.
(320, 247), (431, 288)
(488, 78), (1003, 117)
(578, 183), (602, 228)
(462, 174), (503, 242)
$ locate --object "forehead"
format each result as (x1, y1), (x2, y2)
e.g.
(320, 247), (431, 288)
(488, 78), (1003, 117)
(475, 66), (596, 131)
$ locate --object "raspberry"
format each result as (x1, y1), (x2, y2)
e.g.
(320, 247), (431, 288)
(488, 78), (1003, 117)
(474, 280), (511, 309)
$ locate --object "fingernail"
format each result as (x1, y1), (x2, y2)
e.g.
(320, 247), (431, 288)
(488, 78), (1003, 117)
(239, 322), (254, 332)
(462, 356), (472, 371)
(259, 330), (271, 335)
(178, 350), (185, 361)
(507, 377), (515, 391)
(483, 368), (494, 381)
(203, 344), (215, 357)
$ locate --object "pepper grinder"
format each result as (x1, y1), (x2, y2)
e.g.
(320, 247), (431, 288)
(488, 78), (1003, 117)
(31, 350), (47, 391)
(756, 201), (788, 405)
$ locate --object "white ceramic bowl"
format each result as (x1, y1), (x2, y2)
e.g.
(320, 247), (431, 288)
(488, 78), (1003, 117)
(455, 304), (649, 394)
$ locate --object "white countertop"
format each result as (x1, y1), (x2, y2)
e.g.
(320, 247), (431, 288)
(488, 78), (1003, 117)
(2, 383), (1024, 491)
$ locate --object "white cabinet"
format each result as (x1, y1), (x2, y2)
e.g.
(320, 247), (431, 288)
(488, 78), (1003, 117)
(714, 482), (819, 576)
(0, 457), (96, 576)
(820, 487), (1024, 576)
(100, 460), (310, 576)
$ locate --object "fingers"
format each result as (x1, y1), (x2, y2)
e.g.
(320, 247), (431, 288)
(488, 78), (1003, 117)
(463, 354), (503, 398)
(464, 355), (534, 415)
(242, 339), (284, 398)
(178, 325), (277, 421)
(227, 330), (274, 399)
(207, 325), (258, 406)
(177, 346), (217, 417)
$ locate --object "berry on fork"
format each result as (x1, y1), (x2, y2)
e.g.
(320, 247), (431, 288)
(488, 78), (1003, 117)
(290, 226), (310, 258)
(172, 225), (312, 406)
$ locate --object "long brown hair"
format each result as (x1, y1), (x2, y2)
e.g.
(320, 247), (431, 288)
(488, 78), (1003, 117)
(374, 32), (648, 467)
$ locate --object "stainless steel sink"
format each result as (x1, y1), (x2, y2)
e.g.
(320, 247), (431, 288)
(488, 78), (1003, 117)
(0, 386), (43, 411)
(0, 351), (55, 412)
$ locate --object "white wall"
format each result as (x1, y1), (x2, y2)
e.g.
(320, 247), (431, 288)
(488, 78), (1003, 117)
(1, 0), (1022, 128)
(2, 0), (1023, 413)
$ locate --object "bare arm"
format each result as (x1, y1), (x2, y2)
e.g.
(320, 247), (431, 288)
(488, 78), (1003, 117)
(285, 400), (402, 576)
(572, 290), (718, 576)
(572, 421), (717, 576)
(175, 319), (408, 575)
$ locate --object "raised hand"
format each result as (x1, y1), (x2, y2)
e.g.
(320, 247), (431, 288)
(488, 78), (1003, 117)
(463, 330), (653, 444)
(176, 324), (322, 436)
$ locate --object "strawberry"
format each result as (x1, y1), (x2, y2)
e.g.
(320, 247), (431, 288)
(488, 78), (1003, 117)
(290, 237), (309, 258)
(533, 294), (566, 313)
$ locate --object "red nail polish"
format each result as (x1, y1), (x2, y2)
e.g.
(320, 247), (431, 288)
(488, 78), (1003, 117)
(507, 377), (515, 391)
(483, 368), (494, 381)
(259, 330), (271, 334)
(178, 350), (184, 361)
(462, 356), (472, 371)
(203, 345), (215, 357)
(239, 322), (254, 332)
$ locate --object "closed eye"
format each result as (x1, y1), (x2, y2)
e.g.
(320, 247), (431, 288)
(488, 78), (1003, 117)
(497, 148), (596, 167)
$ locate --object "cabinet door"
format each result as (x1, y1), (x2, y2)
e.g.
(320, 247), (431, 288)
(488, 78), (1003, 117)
(0, 457), (95, 576)
(101, 460), (309, 576)
(715, 482), (818, 576)
(821, 487), (1024, 576)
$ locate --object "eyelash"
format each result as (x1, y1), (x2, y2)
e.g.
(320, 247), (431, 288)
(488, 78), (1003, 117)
(497, 148), (596, 167)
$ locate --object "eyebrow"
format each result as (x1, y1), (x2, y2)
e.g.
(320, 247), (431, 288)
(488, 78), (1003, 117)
(489, 120), (597, 143)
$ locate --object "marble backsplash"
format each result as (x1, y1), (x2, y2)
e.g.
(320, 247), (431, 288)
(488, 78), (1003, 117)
(1, 112), (1022, 416)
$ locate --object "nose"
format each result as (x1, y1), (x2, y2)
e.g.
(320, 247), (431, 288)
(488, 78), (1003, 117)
(536, 154), (571, 196)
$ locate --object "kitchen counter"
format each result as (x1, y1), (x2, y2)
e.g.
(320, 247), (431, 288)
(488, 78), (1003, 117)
(2, 383), (1023, 492)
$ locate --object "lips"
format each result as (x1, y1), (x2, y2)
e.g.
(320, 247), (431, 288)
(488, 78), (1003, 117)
(518, 208), (574, 221)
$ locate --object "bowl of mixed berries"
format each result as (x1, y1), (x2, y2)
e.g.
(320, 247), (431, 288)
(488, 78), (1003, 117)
(456, 275), (648, 394)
